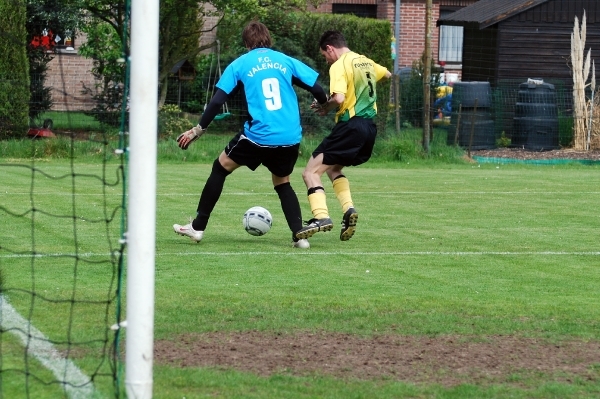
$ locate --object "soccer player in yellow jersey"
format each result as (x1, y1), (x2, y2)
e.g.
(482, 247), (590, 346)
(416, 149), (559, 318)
(296, 30), (391, 242)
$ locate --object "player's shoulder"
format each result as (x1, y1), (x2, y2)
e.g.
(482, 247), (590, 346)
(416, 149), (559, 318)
(347, 50), (364, 58)
(355, 52), (387, 69)
(344, 51), (370, 65)
(267, 49), (297, 62)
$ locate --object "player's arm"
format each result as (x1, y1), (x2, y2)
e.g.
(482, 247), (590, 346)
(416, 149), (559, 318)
(374, 63), (392, 81)
(292, 76), (328, 105)
(198, 89), (229, 128)
(312, 92), (344, 116)
(293, 75), (337, 116)
(313, 64), (346, 115)
(177, 85), (239, 150)
(330, 92), (345, 105)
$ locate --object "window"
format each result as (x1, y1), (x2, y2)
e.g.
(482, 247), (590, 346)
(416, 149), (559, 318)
(332, 4), (377, 19)
(439, 10), (463, 63)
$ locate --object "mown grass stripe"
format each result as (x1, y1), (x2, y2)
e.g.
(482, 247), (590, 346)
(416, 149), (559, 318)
(0, 295), (96, 399)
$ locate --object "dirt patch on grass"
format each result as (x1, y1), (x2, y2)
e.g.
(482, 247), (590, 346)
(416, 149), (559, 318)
(154, 332), (600, 386)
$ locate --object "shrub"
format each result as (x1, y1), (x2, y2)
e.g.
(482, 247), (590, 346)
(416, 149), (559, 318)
(158, 105), (192, 140)
(496, 131), (511, 148)
(0, 0), (29, 139)
(79, 21), (127, 128)
(398, 56), (443, 129)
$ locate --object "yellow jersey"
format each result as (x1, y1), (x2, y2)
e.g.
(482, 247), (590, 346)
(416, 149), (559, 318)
(329, 51), (389, 123)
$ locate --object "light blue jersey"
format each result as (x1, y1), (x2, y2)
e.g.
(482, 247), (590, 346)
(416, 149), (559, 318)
(216, 48), (318, 146)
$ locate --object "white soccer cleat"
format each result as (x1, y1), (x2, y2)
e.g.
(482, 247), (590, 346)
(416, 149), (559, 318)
(173, 222), (203, 242)
(292, 239), (310, 249)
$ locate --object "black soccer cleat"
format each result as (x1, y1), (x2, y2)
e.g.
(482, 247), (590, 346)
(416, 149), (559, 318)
(295, 217), (333, 240)
(340, 207), (358, 241)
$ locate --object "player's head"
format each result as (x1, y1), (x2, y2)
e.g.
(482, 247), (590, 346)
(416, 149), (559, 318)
(318, 31), (347, 51)
(318, 31), (348, 64)
(242, 21), (273, 50)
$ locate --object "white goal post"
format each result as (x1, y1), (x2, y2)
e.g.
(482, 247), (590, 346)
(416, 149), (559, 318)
(126, 0), (159, 397)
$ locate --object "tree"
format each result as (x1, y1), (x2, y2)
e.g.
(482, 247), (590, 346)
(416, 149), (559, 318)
(76, 0), (128, 125)
(158, 0), (326, 106)
(78, 19), (126, 126)
(158, 0), (206, 107)
(79, 0), (326, 116)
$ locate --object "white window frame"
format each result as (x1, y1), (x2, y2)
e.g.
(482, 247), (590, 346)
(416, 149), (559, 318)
(439, 24), (463, 63)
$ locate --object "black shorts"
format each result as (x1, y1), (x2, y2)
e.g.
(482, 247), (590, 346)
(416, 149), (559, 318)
(225, 132), (300, 177)
(312, 116), (377, 166)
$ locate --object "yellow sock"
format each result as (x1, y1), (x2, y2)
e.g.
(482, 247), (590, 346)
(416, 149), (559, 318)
(333, 177), (353, 213)
(308, 191), (329, 219)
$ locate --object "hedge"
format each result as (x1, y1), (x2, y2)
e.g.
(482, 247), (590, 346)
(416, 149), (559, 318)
(0, 0), (29, 138)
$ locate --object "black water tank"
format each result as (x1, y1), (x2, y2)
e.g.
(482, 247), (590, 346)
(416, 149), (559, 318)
(451, 81), (492, 108)
(513, 80), (559, 150)
(447, 82), (495, 149)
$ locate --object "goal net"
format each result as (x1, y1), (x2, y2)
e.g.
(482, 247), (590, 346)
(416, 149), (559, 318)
(0, 0), (135, 397)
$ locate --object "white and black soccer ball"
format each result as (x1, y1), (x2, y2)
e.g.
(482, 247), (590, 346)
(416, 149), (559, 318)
(242, 206), (272, 236)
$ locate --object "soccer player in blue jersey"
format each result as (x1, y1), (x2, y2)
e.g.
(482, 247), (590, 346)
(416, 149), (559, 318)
(296, 31), (392, 242)
(174, 21), (328, 248)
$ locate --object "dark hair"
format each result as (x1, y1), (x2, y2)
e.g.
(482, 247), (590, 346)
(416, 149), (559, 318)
(242, 21), (273, 49)
(318, 30), (348, 51)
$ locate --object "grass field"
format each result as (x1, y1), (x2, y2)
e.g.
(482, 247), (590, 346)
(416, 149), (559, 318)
(40, 111), (104, 131)
(1, 157), (599, 398)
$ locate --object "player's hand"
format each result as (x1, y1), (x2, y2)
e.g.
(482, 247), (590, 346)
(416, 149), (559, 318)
(314, 107), (329, 116)
(176, 125), (204, 150)
(311, 97), (330, 116)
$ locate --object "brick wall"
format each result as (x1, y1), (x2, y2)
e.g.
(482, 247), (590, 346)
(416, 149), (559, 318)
(200, 3), (218, 52)
(398, 0), (440, 68)
(46, 52), (99, 111)
(377, 0), (395, 21)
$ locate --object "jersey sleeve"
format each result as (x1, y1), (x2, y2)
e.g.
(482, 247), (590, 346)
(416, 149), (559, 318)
(215, 61), (239, 95)
(373, 62), (389, 81)
(328, 61), (347, 95)
(289, 57), (319, 87)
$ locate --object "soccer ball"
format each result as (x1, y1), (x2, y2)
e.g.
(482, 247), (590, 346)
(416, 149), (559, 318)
(243, 206), (272, 236)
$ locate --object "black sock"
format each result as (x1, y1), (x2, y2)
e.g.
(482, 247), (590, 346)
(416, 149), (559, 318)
(192, 159), (231, 231)
(274, 182), (303, 240)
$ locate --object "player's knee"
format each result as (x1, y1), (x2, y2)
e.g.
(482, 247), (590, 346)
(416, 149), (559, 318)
(212, 158), (231, 177)
(301, 168), (314, 183)
(274, 181), (291, 194)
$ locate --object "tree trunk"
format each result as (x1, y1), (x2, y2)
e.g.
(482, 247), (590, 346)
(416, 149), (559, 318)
(158, 75), (169, 108)
(422, 0), (432, 153)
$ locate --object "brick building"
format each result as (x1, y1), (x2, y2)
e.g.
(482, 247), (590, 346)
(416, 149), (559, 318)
(46, 35), (99, 111)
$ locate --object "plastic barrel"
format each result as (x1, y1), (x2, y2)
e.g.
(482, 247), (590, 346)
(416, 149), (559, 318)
(451, 81), (492, 108)
(447, 109), (496, 149)
(513, 81), (559, 150)
(448, 82), (495, 149)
